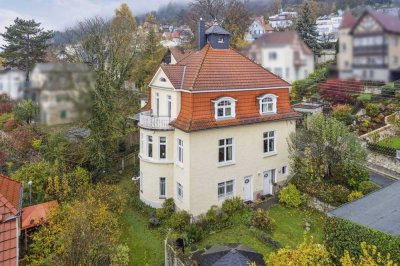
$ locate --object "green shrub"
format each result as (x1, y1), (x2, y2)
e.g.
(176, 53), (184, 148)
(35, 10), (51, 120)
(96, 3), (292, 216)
(358, 181), (380, 194)
(366, 103), (380, 117)
(279, 184), (303, 208)
(221, 197), (245, 216)
(329, 184), (350, 204)
(156, 198), (175, 220)
(252, 208), (274, 232)
(205, 205), (219, 224)
(0, 113), (13, 128)
(168, 211), (191, 232)
(183, 224), (203, 245)
(347, 191), (363, 202)
(325, 218), (400, 264)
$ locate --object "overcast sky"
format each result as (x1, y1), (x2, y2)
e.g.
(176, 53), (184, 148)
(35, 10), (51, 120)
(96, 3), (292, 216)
(0, 0), (188, 34)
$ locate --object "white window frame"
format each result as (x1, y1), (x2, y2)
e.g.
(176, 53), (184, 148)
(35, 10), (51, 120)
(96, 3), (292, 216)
(147, 135), (153, 158)
(218, 138), (234, 164)
(263, 130), (276, 155)
(212, 97), (237, 120)
(177, 182), (183, 201)
(167, 95), (172, 117)
(282, 166), (287, 175)
(218, 37), (224, 43)
(177, 138), (184, 166)
(257, 94), (278, 115)
(218, 180), (234, 199)
(155, 93), (160, 116)
(159, 177), (166, 198)
(159, 136), (167, 160)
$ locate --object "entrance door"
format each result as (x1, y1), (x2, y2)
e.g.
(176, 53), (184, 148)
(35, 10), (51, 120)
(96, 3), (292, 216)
(263, 170), (274, 195)
(243, 176), (252, 201)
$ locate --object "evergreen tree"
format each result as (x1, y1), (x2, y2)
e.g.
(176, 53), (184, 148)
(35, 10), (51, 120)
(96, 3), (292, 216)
(0, 18), (53, 83)
(295, 1), (321, 54)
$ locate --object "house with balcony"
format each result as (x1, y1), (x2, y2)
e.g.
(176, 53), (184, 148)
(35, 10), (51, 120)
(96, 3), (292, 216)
(244, 16), (273, 42)
(137, 20), (300, 216)
(241, 31), (314, 83)
(338, 8), (400, 82)
(316, 11), (343, 43)
(268, 11), (297, 29)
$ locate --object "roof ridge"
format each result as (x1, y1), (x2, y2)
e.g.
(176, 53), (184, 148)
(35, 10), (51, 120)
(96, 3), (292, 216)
(232, 47), (291, 87)
(190, 44), (211, 90)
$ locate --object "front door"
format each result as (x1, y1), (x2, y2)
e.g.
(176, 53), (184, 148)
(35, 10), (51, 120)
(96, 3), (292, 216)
(243, 176), (252, 201)
(263, 170), (274, 195)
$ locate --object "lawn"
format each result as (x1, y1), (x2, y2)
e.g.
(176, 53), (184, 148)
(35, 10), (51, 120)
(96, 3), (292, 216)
(268, 204), (325, 247)
(377, 136), (400, 149)
(198, 224), (275, 256)
(198, 204), (325, 258)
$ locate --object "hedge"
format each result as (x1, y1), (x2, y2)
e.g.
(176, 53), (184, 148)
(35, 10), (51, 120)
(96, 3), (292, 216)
(325, 217), (400, 263)
(366, 142), (396, 157)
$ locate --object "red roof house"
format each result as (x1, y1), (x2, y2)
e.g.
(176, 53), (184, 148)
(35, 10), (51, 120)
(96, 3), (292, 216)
(0, 175), (22, 266)
(21, 200), (58, 230)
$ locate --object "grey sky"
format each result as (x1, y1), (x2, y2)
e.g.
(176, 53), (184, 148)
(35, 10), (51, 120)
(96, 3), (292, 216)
(0, 0), (189, 33)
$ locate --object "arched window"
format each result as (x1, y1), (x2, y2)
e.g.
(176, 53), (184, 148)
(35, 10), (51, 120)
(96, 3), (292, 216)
(258, 94), (278, 114)
(212, 97), (237, 119)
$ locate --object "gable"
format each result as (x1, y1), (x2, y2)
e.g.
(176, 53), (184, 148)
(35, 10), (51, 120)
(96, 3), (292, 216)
(353, 14), (383, 34)
(149, 68), (175, 89)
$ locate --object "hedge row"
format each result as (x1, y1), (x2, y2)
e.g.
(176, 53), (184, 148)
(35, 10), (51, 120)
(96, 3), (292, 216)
(366, 142), (397, 157)
(325, 218), (400, 263)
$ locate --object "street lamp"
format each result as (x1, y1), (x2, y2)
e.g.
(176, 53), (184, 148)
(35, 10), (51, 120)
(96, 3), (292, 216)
(28, 180), (32, 205)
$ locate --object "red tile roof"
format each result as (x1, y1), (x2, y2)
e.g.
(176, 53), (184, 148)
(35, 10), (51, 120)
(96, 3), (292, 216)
(161, 44), (290, 91)
(0, 175), (21, 266)
(169, 47), (193, 63)
(340, 9), (357, 29)
(21, 200), (58, 230)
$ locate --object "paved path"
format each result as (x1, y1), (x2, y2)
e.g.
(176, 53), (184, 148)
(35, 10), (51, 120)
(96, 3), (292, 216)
(369, 170), (396, 187)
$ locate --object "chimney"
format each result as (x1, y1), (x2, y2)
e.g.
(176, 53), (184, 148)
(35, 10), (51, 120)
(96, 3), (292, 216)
(197, 18), (206, 51)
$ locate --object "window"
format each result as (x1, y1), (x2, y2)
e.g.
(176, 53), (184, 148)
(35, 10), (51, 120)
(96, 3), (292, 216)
(167, 95), (172, 117)
(218, 180), (234, 198)
(159, 77), (167, 82)
(159, 177), (166, 198)
(218, 37), (224, 43)
(282, 166), (287, 175)
(274, 68), (283, 77)
(177, 182), (183, 200)
(147, 136), (153, 158)
(60, 110), (67, 119)
(213, 97), (236, 119)
(258, 94), (278, 114)
(177, 138), (183, 164)
(269, 52), (277, 60)
(155, 93), (160, 116)
(159, 137), (166, 159)
(263, 131), (276, 154)
(218, 138), (233, 163)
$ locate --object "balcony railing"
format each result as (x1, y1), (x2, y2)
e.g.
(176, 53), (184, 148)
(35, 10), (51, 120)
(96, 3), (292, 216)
(353, 45), (387, 55)
(138, 111), (174, 130)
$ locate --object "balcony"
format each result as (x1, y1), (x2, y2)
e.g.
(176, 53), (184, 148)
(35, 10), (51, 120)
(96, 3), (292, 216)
(353, 45), (387, 56)
(138, 110), (175, 130)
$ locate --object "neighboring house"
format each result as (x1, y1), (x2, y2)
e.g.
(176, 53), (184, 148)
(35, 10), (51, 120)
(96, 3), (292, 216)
(268, 11), (297, 29)
(316, 11), (343, 43)
(241, 31), (314, 83)
(0, 69), (25, 100)
(328, 181), (400, 236)
(0, 174), (23, 266)
(338, 8), (400, 82)
(29, 63), (93, 126)
(162, 47), (193, 65)
(137, 20), (300, 216)
(245, 16), (273, 42)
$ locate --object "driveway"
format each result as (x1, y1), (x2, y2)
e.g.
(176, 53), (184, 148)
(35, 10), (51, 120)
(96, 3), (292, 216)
(369, 171), (396, 187)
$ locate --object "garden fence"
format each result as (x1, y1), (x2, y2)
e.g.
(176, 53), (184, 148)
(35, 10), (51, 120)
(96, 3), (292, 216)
(164, 240), (188, 266)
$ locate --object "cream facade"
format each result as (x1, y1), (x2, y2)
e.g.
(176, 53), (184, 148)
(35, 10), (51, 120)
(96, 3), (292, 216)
(139, 71), (296, 216)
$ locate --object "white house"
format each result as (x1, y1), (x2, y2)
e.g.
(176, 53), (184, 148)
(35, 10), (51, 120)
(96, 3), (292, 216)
(0, 69), (25, 100)
(245, 16), (273, 42)
(268, 11), (297, 29)
(316, 11), (343, 43)
(241, 31), (314, 83)
(137, 21), (300, 216)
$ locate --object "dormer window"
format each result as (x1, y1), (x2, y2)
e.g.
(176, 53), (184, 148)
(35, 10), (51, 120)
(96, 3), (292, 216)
(258, 94), (278, 114)
(213, 97), (236, 120)
(218, 37), (224, 43)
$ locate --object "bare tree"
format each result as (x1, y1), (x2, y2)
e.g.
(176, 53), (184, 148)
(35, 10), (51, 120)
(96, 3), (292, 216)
(189, 0), (226, 20)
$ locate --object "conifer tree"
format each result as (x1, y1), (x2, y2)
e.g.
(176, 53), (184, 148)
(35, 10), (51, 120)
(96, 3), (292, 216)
(295, 1), (321, 54)
(0, 18), (53, 83)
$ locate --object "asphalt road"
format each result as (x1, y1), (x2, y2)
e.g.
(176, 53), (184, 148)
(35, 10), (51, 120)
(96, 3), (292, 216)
(369, 171), (396, 187)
